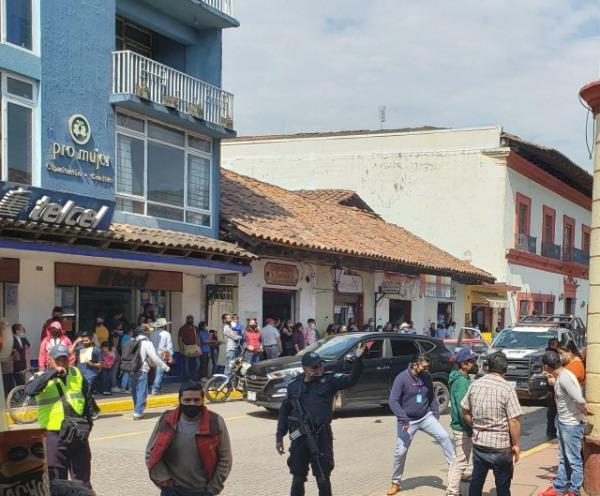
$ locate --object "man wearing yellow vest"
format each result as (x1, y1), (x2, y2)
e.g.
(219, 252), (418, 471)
(25, 344), (94, 490)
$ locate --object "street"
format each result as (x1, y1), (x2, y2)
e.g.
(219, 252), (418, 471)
(88, 400), (548, 496)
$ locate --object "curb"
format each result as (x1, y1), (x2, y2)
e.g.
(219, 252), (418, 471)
(7, 391), (244, 425)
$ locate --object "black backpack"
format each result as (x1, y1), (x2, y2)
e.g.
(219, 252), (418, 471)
(120, 339), (143, 372)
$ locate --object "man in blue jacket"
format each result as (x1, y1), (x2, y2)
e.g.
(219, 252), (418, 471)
(387, 354), (454, 495)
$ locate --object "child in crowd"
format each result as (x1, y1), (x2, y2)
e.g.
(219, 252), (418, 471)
(100, 341), (116, 396)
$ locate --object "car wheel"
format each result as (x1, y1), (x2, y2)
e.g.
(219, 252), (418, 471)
(433, 381), (450, 415)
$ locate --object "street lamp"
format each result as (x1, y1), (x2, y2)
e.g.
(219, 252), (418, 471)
(330, 260), (344, 290)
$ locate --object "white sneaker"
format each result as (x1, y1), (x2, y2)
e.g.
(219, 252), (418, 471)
(132, 413), (144, 420)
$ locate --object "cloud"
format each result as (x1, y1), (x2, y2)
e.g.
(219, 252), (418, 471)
(223, 0), (600, 169)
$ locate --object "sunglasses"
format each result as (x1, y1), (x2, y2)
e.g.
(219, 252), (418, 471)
(7, 442), (44, 462)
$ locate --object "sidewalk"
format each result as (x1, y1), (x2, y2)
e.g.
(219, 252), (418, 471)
(395, 441), (561, 496)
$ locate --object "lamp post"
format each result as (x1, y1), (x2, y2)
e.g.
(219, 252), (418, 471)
(330, 260), (344, 290)
(579, 80), (600, 495)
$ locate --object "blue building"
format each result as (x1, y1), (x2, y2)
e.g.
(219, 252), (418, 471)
(0, 0), (253, 355)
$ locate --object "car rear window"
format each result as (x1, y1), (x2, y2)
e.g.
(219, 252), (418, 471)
(390, 339), (420, 357)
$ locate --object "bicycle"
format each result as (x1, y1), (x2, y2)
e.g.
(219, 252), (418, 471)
(205, 351), (252, 403)
(7, 368), (39, 424)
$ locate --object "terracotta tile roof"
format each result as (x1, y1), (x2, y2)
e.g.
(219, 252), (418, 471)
(294, 189), (377, 215)
(0, 218), (255, 260)
(221, 169), (493, 282)
(501, 132), (592, 197)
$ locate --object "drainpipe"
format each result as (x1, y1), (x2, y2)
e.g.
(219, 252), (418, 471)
(579, 80), (600, 495)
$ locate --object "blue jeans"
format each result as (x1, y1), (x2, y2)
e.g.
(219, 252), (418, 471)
(120, 371), (130, 390)
(553, 420), (585, 495)
(469, 445), (513, 496)
(391, 412), (454, 484)
(130, 371), (148, 416)
(183, 356), (199, 381)
(224, 349), (237, 375)
(244, 351), (260, 363)
(263, 345), (280, 360)
(152, 367), (166, 394)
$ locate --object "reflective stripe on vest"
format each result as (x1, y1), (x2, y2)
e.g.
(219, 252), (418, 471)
(36, 367), (86, 431)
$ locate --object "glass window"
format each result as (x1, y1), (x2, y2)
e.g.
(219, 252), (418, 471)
(518, 204), (528, 234)
(116, 113), (213, 226)
(117, 113), (144, 133)
(534, 301), (543, 315)
(545, 301), (555, 315)
(188, 135), (211, 153)
(519, 300), (529, 318)
(147, 141), (184, 206)
(148, 121), (184, 147)
(7, 102), (32, 184)
(360, 339), (384, 359)
(188, 155), (210, 210)
(116, 134), (145, 197)
(6, 0), (32, 50)
(6, 78), (33, 99)
(390, 339), (419, 357)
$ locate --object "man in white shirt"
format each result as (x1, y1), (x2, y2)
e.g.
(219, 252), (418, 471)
(131, 324), (170, 419)
(540, 350), (591, 496)
(260, 318), (282, 359)
(150, 318), (173, 395)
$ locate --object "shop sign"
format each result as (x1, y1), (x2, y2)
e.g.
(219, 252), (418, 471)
(0, 182), (114, 230)
(420, 274), (455, 299)
(46, 113), (113, 184)
(381, 272), (418, 299)
(264, 262), (299, 286)
(338, 274), (363, 294)
(55, 263), (183, 291)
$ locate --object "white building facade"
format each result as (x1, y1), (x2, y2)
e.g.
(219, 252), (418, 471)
(222, 127), (592, 328)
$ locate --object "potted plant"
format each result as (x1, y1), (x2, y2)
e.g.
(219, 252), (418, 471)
(189, 102), (204, 119)
(221, 116), (234, 129)
(134, 82), (150, 100)
(162, 94), (179, 109)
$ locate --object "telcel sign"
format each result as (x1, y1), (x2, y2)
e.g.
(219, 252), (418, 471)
(0, 182), (115, 230)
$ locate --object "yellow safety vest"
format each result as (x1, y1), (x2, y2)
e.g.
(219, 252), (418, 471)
(36, 367), (86, 431)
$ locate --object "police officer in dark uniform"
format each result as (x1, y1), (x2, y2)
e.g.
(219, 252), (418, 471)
(276, 343), (366, 496)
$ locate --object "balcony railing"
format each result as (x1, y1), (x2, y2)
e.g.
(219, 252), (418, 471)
(563, 247), (574, 262)
(203, 0), (234, 17)
(112, 51), (234, 130)
(515, 233), (537, 254)
(573, 248), (590, 265)
(541, 241), (562, 261)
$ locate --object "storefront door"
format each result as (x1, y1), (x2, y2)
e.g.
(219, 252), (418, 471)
(389, 300), (412, 326)
(78, 287), (134, 333)
(437, 302), (453, 325)
(263, 289), (294, 325)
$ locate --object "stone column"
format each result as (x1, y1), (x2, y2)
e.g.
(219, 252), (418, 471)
(580, 81), (600, 496)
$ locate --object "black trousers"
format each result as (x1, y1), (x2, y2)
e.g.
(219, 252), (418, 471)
(288, 427), (334, 496)
(46, 430), (92, 489)
(469, 445), (513, 496)
(197, 354), (210, 380)
(546, 394), (557, 436)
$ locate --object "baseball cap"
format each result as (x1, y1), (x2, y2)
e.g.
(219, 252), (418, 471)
(49, 344), (69, 359)
(455, 347), (478, 365)
(48, 321), (62, 331)
(301, 352), (323, 368)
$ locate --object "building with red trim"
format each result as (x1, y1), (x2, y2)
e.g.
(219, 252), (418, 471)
(222, 126), (592, 329)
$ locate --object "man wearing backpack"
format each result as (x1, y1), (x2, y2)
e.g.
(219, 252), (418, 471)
(122, 324), (170, 420)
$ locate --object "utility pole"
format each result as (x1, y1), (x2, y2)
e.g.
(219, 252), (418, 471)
(378, 105), (386, 130)
(580, 80), (600, 495)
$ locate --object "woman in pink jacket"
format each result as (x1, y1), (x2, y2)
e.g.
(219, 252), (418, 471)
(38, 321), (74, 370)
(243, 319), (262, 363)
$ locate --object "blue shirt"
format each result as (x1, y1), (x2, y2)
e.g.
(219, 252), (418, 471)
(197, 329), (210, 353)
(389, 366), (439, 426)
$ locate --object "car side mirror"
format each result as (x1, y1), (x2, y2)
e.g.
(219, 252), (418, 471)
(345, 351), (357, 362)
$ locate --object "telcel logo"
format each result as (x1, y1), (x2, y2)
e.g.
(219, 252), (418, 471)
(29, 195), (109, 229)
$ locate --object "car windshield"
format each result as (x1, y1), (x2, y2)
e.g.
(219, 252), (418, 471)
(492, 329), (558, 349)
(297, 334), (362, 360)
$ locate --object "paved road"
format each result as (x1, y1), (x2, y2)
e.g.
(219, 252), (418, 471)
(87, 400), (549, 496)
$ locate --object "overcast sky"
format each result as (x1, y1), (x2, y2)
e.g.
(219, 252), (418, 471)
(222, 0), (600, 169)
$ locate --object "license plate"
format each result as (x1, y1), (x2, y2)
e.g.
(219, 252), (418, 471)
(247, 391), (257, 401)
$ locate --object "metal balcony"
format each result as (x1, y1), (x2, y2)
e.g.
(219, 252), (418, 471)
(541, 242), (561, 261)
(203, 0), (234, 17)
(515, 233), (537, 254)
(112, 50), (234, 130)
(573, 248), (590, 265)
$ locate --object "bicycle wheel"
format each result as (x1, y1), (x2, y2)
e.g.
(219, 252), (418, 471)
(205, 376), (233, 403)
(7, 385), (38, 424)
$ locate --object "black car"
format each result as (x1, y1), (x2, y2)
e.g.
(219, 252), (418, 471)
(243, 332), (453, 414)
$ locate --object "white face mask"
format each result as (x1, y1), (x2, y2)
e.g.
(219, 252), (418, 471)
(231, 320), (238, 326)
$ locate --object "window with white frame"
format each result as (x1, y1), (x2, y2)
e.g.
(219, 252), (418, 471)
(116, 112), (212, 227)
(1, 72), (36, 185)
(2, 0), (35, 52)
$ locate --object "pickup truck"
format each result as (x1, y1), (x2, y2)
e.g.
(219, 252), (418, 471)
(476, 314), (586, 400)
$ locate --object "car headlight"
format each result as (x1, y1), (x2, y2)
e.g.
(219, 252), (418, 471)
(267, 367), (303, 381)
(531, 361), (543, 374)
